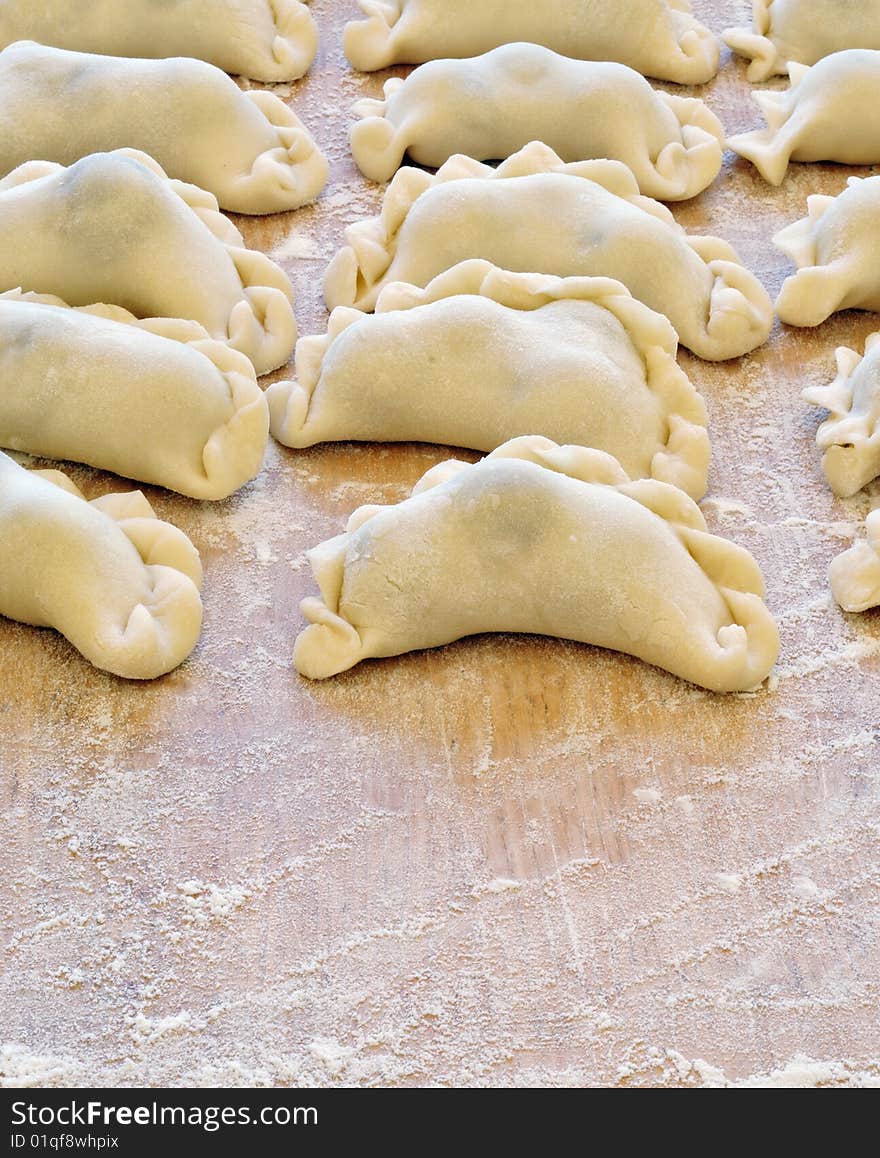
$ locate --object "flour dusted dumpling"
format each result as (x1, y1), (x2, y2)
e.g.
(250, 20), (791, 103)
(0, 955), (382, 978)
(350, 44), (723, 199)
(0, 293), (269, 500)
(0, 0), (317, 81)
(294, 437), (779, 691)
(345, 0), (719, 85)
(270, 260), (711, 498)
(0, 42), (327, 215)
(324, 144), (773, 361)
(774, 177), (880, 328)
(0, 150), (296, 374)
(727, 52), (880, 186)
(0, 450), (203, 678)
(803, 335), (880, 497)
(830, 510), (880, 613)
(724, 0), (880, 83)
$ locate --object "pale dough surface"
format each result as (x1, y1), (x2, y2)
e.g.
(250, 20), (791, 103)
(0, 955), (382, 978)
(830, 510), (880, 612)
(0, 149), (296, 374)
(350, 43), (723, 200)
(294, 437), (779, 693)
(0, 295), (269, 501)
(725, 0), (880, 82)
(803, 334), (880, 499)
(727, 51), (880, 186)
(0, 41), (327, 215)
(5, 1), (880, 1093)
(774, 176), (880, 328)
(270, 261), (710, 499)
(324, 142), (773, 361)
(344, 0), (719, 84)
(0, 0), (318, 81)
(0, 450), (203, 678)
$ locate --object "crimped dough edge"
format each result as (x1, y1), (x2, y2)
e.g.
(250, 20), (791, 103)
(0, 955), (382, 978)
(723, 0), (784, 82)
(773, 179), (869, 327)
(271, 259), (710, 498)
(293, 435), (779, 691)
(6, 461), (203, 678)
(0, 148), (297, 374)
(803, 334), (880, 498)
(726, 61), (816, 186)
(0, 290), (269, 500)
(830, 509), (880, 613)
(235, 89), (327, 214)
(259, 0), (318, 82)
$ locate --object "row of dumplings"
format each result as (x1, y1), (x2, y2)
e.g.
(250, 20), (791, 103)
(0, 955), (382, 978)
(2, 0), (867, 88)
(347, 41), (880, 200)
(1, 3), (878, 689)
(9, 30), (880, 217)
(0, 5), (328, 680)
(293, 3), (880, 683)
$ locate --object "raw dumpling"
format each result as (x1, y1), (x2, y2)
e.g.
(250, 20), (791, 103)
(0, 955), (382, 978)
(774, 177), (880, 328)
(0, 149), (296, 374)
(0, 293), (269, 500)
(0, 450), (203, 678)
(0, 42), (327, 215)
(724, 0), (880, 83)
(830, 510), (880, 612)
(350, 43), (723, 199)
(293, 436), (779, 692)
(345, 0), (719, 85)
(0, 0), (317, 82)
(324, 143), (773, 361)
(727, 51), (880, 186)
(270, 260), (711, 499)
(802, 334), (880, 497)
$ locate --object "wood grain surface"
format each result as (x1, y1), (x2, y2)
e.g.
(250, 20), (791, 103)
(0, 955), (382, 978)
(2, 0), (879, 1088)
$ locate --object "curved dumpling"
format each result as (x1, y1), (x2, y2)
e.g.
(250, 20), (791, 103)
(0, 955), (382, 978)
(0, 149), (296, 374)
(774, 177), (880, 328)
(0, 450), (203, 678)
(0, 42), (327, 215)
(803, 334), (880, 497)
(270, 260), (710, 498)
(324, 143), (773, 361)
(0, 292), (269, 500)
(293, 436), (780, 692)
(830, 510), (880, 613)
(727, 52), (880, 186)
(344, 0), (719, 85)
(724, 0), (880, 83)
(0, 0), (317, 82)
(350, 43), (723, 199)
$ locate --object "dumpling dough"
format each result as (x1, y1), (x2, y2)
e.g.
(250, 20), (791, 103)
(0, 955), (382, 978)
(324, 143), (773, 361)
(0, 0), (317, 82)
(724, 0), (880, 83)
(727, 52), (880, 186)
(270, 260), (711, 499)
(829, 510), (880, 613)
(802, 334), (880, 498)
(0, 293), (269, 500)
(0, 42), (327, 215)
(350, 43), (723, 200)
(0, 149), (296, 375)
(0, 450), (203, 678)
(344, 0), (719, 85)
(293, 436), (779, 692)
(774, 177), (880, 328)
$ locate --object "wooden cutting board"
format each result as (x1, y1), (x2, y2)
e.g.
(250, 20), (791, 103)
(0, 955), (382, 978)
(1, 0), (878, 1088)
